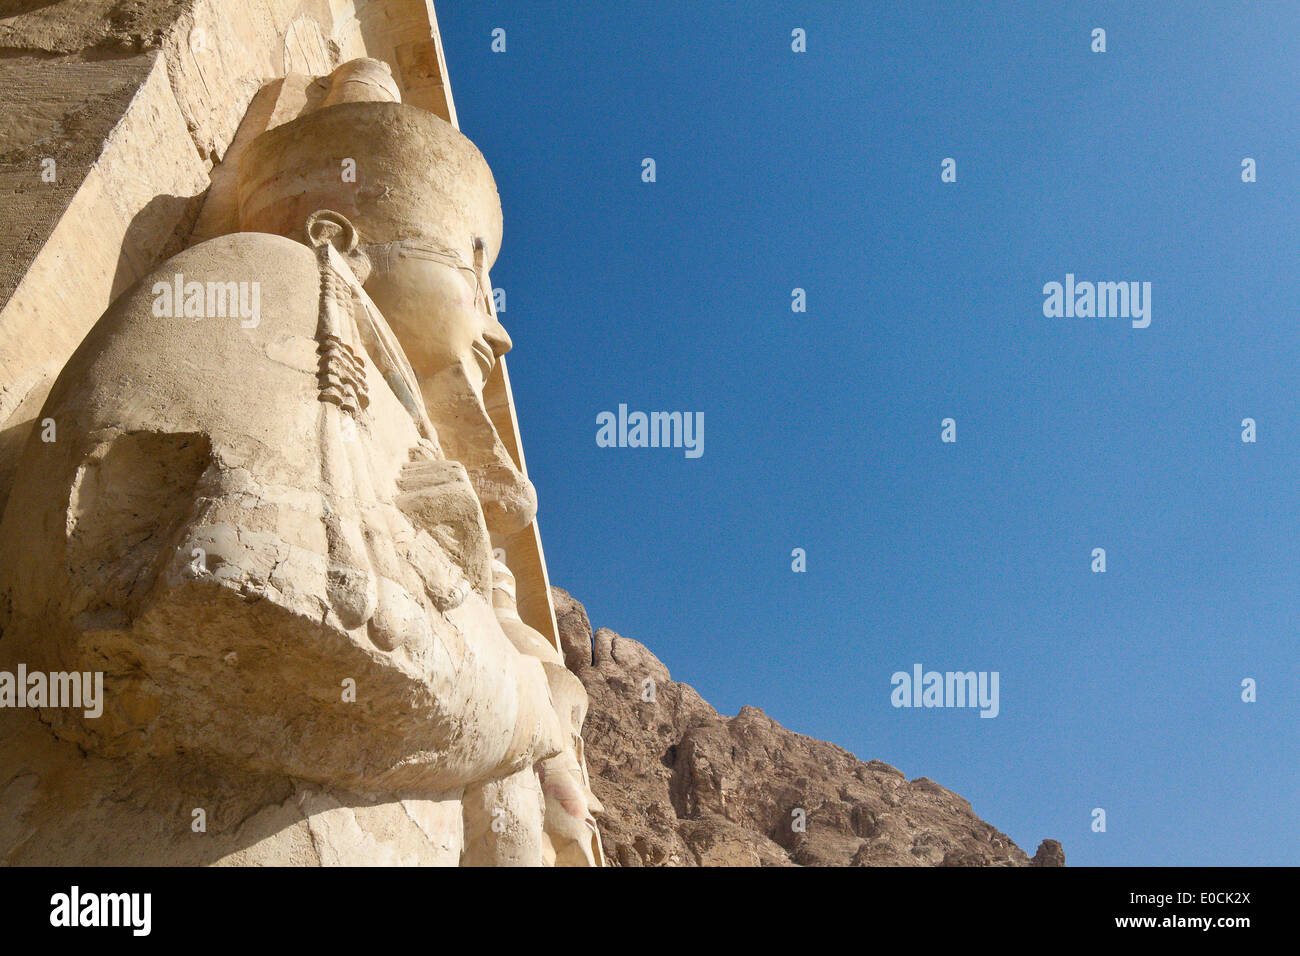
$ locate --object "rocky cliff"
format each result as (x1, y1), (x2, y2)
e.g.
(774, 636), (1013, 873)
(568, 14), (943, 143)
(552, 587), (1064, 867)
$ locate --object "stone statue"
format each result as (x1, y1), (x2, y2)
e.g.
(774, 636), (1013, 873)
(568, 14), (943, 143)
(0, 58), (601, 866)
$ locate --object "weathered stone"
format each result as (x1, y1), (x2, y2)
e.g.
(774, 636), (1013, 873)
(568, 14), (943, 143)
(1032, 839), (1067, 867)
(552, 586), (595, 671)
(558, 588), (1061, 867)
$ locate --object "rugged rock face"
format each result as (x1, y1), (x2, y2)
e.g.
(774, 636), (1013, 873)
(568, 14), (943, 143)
(1031, 839), (1067, 867)
(553, 587), (1064, 868)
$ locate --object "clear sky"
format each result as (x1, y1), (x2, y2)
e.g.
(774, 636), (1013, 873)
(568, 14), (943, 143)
(440, 2), (1299, 866)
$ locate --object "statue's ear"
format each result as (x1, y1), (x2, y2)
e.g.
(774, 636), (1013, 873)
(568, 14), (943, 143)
(305, 209), (359, 252)
(305, 209), (371, 282)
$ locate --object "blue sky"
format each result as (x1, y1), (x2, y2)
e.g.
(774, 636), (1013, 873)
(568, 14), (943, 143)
(440, 2), (1298, 866)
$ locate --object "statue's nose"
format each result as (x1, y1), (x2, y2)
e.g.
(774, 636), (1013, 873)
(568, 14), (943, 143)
(484, 317), (512, 357)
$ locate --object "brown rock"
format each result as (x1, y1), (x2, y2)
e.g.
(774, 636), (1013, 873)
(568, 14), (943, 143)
(556, 586), (1062, 867)
(552, 586), (594, 672)
(1032, 839), (1067, 867)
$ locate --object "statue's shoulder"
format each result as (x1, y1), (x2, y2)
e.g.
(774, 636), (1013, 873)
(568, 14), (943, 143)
(72, 230), (320, 361)
(131, 229), (317, 298)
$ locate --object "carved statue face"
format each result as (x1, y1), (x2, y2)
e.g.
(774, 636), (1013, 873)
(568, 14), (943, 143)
(360, 238), (539, 534)
(363, 241), (512, 395)
(235, 87), (532, 532)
